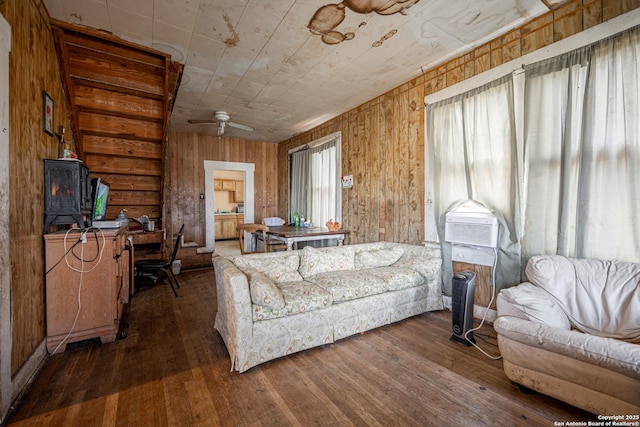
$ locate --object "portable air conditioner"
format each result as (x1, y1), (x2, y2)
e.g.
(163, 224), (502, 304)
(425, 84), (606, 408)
(450, 271), (476, 346)
(444, 201), (499, 248)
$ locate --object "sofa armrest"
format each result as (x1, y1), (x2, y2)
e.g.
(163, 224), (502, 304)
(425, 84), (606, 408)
(212, 256), (254, 371)
(494, 315), (640, 379)
(497, 282), (571, 330)
(394, 244), (442, 287)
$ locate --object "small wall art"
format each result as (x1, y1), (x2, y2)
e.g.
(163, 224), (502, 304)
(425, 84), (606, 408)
(42, 90), (54, 136)
(342, 175), (353, 189)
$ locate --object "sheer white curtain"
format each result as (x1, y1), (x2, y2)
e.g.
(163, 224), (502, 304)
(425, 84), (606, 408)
(522, 49), (590, 259)
(289, 134), (341, 231)
(290, 149), (310, 223)
(308, 141), (338, 227)
(427, 75), (521, 293)
(523, 27), (640, 263)
(579, 29), (640, 261)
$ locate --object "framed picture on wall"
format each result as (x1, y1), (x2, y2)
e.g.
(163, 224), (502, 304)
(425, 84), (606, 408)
(42, 90), (53, 136)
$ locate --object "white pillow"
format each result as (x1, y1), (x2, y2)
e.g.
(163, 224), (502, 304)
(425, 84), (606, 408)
(498, 282), (571, 330)
(263, 217), (285, 226)
(298, 246), (355, 278)
(355, 245), (404, 269)
(232, 253), (303, 283)
(248, 271), (285, 309)
(526, 255), (640, 340)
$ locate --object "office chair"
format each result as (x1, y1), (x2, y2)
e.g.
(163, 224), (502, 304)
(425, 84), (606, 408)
(134, 224), (184, 297)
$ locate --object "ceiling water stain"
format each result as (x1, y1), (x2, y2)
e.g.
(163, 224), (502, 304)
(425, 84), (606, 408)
(308, 0), (419, 45)
(372, 29), (397, 47)
(223, 14), (239, 47)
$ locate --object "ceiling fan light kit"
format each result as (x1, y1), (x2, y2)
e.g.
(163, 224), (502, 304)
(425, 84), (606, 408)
(188, 111), (254, 136)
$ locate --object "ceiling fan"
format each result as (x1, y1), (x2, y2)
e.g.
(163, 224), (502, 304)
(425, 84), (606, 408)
(188, 111), (255, 136)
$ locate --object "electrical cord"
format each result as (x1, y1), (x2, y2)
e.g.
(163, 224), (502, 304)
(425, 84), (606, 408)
(63, 227), (106, 274)
(463, 246), (503, 360)
(69, 229), (101, 263)
(474, 332), (499, 347)
(45, 238), (82, 275)
(50, 227), (106, 355)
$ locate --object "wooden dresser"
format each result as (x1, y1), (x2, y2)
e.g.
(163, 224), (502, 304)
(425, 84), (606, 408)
(44, 227), (133, 354)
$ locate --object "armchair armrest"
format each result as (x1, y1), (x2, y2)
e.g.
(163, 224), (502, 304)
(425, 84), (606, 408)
(497, 282), (571, 330)
(494, 315), (640, 379)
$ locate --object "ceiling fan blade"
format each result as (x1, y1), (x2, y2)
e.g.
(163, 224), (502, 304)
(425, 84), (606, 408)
(188, 119), (216, 124)
(227, 121), (254, 132)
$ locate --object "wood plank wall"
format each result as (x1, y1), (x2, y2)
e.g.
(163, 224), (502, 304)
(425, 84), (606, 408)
(1, 0), (74, 375)
(277, 0), (640, 247)
(51, 21), (171, 224)
(167, 132), (278, 247)
(277, 85), (425, 246)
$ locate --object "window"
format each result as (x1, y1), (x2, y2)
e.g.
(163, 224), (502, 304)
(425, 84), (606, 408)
(425, 25), (640, 294)
(523, 29), (640, 263)
(289, 132), (342, 228)
(426, 75), (521, 292)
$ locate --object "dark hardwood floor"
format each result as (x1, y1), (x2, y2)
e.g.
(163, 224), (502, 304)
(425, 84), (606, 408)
(6, 267), (594, 426)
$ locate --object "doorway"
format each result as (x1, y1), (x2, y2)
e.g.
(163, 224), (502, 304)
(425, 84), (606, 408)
(212, 169), (244, 257)
(0, 12), (13, 422)
(203, 160), (254, 252)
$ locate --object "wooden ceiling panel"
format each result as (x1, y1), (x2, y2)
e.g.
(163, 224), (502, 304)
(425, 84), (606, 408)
(96, 174), (162, 192)
(74, 86), (164, 121)
(67, 51), (165, 96)
(82, 135), (163, 160)
(84, 154), (162, 177)
(52, 20), (170, 223)
(78, 111), (163, 140)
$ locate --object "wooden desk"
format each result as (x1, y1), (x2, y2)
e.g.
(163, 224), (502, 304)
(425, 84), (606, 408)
(266, 226), (349, 251)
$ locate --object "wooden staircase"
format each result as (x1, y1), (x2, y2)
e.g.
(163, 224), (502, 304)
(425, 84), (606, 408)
(51, 20), (180, 227)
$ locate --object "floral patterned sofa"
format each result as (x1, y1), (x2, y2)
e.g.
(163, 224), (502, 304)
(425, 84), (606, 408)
(213, 242), (443, 372)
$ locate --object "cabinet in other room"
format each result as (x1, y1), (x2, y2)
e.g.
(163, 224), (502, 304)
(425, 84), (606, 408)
(214, 179), (236, 191)
(234, 180), (244, 202)
(44, 227), (133, 354)
(214, 214), (244, 240)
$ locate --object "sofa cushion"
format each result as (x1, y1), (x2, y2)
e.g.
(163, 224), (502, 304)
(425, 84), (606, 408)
(355, 245), (404, 270)
(231, 253), (303, 283)
(498, 282), (571, 330)
(367, 266), (425, 291)
(298, 245), (356, 278)
(252, 280), (333, 321)
(392, 246), (441, 282)
(306, 270), (388, 302)
(526, 255), (640, 341)
(248, 271), (285, 310)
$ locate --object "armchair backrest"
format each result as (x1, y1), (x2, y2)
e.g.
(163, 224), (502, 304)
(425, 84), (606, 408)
(526, 255), (640, 341)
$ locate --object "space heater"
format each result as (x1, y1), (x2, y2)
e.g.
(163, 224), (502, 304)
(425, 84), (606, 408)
(450, 270), (476, 346)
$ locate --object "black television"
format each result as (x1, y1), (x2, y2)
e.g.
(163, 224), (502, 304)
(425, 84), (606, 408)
(91, 177), (110, 221)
